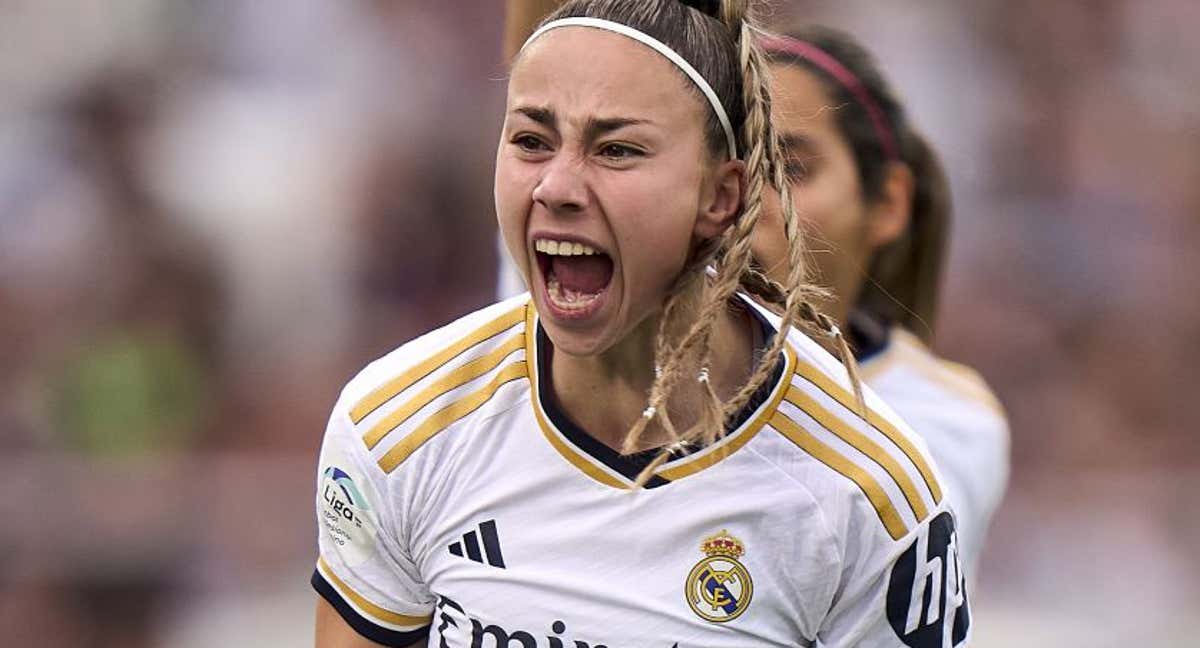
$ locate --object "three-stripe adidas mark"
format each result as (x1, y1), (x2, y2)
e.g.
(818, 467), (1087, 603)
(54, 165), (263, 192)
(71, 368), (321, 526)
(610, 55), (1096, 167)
(448, 519), (506, 569)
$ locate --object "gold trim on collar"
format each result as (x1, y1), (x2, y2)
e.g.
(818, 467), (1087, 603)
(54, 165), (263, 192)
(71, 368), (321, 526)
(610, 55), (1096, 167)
(524, 303), (794, 488)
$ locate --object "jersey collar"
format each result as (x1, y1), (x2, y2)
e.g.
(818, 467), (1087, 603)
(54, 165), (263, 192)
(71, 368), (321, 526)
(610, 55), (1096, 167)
(523, 299), (794, 489)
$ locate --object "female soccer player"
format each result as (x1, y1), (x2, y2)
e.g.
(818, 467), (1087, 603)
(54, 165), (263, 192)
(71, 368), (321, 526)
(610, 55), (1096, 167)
(754, 27), (1010, 577)
(314, 2), (968, 646)
(498, 2), (1007, 582)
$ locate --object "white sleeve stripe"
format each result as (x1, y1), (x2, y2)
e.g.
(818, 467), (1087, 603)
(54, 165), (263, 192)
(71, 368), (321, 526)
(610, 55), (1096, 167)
(792, 359), (944, 503)
(377, 361), (528, 473)
(362, 333), (525, 450)
(783, 385), (933, 522)
(350, 303), (528, 423)
(769, 410), (910, 540)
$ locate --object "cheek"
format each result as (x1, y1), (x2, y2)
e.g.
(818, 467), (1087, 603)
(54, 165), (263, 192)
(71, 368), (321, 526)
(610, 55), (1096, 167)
(605, 172), (696, 288)
(494, 154), (535, 271)
(494, 151), (532, 216)
(792, 170), (864, 247)
(752, 192), (790, 267)
(790, 170), (874, 287)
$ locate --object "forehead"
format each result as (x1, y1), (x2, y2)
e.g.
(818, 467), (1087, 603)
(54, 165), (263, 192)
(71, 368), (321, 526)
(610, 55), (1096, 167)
(510, 27), (705, 127)
(767, 62), (839, 134)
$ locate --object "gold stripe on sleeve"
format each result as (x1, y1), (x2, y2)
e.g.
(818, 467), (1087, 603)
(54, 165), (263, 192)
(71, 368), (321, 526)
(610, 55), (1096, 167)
(784, 386), (929, 522)
(316, 557), (432, 628)
(378, 361), (528, 473)
(350, 305), (526, 424)
(363, 334), (525, 450)
(793, 358), (943, 503)
(770, 411), (908, 540)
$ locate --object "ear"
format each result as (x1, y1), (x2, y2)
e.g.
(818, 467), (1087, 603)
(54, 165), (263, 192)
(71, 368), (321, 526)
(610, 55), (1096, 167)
(694, 158), (746, 240)
(866, 161), (914, 250)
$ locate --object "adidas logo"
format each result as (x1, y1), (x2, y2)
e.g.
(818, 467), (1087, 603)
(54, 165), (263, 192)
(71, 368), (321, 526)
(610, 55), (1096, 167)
(448, 519), (506, 569)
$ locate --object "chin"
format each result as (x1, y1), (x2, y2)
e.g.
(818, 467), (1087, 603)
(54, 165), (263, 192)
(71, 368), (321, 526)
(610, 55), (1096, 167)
(538, 316), (613, 359)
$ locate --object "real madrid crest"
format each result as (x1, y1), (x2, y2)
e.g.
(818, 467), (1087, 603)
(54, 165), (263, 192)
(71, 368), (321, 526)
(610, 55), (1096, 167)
(685, 530), (753, 622)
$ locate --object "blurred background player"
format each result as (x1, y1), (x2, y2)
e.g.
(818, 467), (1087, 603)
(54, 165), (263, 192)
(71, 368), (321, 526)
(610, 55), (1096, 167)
(755, 27), (1009, 578)
(497, 3), (1009, 579)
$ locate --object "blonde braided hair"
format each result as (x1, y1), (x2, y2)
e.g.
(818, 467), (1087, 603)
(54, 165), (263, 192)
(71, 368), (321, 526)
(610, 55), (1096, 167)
(537, 0), (864, 484)
(630, 2), (867, 484)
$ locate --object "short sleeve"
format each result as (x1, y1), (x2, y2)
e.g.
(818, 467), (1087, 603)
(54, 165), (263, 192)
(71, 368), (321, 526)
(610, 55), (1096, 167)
(312, 401), (434, 646)
(899, 395), (1009, 580)
(817, 499), (972, 648)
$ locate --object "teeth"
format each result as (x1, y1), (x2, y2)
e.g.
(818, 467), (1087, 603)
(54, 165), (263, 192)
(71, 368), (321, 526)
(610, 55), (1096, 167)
(547, 276), (602, 311)
(535, 238), (597, 256)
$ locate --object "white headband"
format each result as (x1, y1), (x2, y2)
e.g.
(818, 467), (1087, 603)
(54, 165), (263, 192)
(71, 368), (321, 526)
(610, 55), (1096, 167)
(521, 17), (739, 160)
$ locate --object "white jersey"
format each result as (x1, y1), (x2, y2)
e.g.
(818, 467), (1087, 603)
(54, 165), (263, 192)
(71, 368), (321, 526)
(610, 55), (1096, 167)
(503, 247), (1007, 576)
(313, 295), (971, 648)
(860, 328), (1009, 578)
(496, 234), (526, 301)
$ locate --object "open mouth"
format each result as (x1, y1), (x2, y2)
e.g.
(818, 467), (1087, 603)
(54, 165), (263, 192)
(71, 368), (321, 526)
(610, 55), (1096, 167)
(534, 237), (614, 318)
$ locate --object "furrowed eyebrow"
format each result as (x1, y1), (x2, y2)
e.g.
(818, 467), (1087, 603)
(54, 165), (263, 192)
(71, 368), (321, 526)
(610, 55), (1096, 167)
(513, 106), (556, 127)
(583, 116), (650, 141)
(512, 107), (649, 134)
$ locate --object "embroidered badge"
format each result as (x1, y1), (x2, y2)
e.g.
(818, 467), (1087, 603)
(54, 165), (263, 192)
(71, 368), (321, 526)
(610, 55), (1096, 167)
(685, 530), (753, 622)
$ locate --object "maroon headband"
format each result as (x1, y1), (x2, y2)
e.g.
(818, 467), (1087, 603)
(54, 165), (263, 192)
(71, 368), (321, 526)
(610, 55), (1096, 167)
(760, 35), (899, 161)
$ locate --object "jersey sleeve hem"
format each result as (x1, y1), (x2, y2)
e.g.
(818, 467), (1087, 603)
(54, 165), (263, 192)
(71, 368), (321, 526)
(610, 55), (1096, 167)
(312, 562), (432, 647)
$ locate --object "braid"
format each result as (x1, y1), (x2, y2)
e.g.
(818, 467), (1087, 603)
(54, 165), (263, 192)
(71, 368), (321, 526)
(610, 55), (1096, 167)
(739, 265), (788, 309)
(630, 6), (779, 477)
(799, 301), (867, 416)
(621, 260), (703, 454)
(627, 9), (766, 458)
(717, 22), (807, 420)
(766, 61), (867, 417)
(722, 24), (868, 423)
(622, 1), (868, 484)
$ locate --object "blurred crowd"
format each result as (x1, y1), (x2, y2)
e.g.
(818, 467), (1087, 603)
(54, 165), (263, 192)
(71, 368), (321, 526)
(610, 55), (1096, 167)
(778, 3), (1200, 643)
(0, 1), (1197, 646)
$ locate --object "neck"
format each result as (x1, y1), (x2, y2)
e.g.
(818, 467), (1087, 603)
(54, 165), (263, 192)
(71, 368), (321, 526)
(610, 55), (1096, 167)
(812, 291), (854, 332)
(548, 292), (757, 453)
(765, 264), (856, 341)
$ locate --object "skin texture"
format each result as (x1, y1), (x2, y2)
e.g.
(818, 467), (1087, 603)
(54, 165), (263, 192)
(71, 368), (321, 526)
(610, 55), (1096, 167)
(754, 62), (912, 328)
(315, 9), (746, 645)
(496, 27), (748, 450)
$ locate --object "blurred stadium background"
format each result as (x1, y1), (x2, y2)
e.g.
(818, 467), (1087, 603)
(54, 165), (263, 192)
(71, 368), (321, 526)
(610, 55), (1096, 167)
(1, 1), (1197, 646)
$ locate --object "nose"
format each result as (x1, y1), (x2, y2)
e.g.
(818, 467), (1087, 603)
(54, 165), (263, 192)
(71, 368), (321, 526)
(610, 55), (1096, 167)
(531, 154), (588, 214)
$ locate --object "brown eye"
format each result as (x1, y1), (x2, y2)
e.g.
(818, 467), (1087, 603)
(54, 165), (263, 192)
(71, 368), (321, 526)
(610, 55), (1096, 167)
(785, 158), (812, 183)
(599, 143), (643, 160)
(513, 134), (549, 152)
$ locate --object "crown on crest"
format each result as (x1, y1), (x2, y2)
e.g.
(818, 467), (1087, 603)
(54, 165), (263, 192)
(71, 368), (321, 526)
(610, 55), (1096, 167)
(701, 530), (745, 558)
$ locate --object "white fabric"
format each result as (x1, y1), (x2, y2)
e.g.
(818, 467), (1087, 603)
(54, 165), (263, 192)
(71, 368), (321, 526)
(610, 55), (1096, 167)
(497, 238), (1009, 581)
(495, 234), (526, 300)
(522, 17), (739, 160)
(315, 295), (971, 647)
(861, 328), (1011, 580)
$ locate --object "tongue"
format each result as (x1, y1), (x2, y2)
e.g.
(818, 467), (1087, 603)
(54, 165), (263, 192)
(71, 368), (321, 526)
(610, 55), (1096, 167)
(551, 255), (613, 294)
